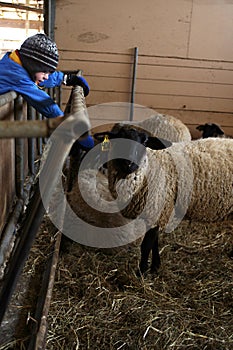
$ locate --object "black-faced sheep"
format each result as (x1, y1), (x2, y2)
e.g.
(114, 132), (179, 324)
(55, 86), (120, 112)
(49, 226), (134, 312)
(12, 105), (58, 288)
(196, 123), (225, 138)
(104, 125), (233, 275)
(65, 115), (189, 249)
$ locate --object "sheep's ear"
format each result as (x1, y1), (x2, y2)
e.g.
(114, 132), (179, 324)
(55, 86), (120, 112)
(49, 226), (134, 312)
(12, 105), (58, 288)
(196, 125), (205, 131)
(145, 136), (172, 150)
(215, 125), (224, 135)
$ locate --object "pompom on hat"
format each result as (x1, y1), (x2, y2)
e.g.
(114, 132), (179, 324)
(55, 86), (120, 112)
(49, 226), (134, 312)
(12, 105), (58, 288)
(19, 33), (59, 71)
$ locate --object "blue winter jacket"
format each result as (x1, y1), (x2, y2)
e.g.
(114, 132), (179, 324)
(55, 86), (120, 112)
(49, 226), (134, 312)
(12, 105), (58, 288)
(0, 52), (94, 149)
(0, 52), (64, 118)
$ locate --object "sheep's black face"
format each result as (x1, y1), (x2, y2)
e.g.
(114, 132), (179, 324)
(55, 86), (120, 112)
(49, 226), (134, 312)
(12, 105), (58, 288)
(110, 127), (148, 176)
(93, 124), (171, 177)
(196, 123), (224, 138)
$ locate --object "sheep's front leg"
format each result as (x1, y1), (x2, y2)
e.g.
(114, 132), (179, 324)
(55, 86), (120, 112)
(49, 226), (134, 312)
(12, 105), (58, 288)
(150, 228), (160, 273)
(138, 226), (160, 275)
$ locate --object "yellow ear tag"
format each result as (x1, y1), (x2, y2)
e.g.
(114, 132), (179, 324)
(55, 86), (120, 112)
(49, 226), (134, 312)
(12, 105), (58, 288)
(101, 134), (111, 152)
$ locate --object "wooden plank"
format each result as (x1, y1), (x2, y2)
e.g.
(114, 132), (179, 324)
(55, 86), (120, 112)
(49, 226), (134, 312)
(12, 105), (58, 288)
(137, 65), (233, 84)
(59, 59), (233, 85)
(59, 60), (132, 78)
(135, 94), (233, 114)
(0, 18), (42, 29)
(162, 110), (233, 127)
(77, 75), (233, 100)
(139, 55), (233, 69)
(59, 50), (133, 64)
(136, 80), (233, 99)
(60, 50), (233, 70)
(80, 91), (233, 114)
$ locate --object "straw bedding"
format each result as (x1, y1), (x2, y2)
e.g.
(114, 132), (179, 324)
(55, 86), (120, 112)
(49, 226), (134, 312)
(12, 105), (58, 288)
(0, 218), (232, 349)
(46, 218), (233, 349)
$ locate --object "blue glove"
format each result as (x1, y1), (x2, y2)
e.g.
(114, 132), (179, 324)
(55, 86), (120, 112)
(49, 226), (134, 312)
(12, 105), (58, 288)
(78, 134), (94, 149)
(64, 74), (90, 97)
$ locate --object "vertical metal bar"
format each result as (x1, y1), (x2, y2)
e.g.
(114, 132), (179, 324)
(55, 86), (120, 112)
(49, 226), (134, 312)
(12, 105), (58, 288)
(14, 95), (24, 199)
(58, 85), (62, 108)
(44, 0), (56, 39)
(129, 47), (138, 121)
(27, 105), (35, 175)
(36, 111), (43, 156)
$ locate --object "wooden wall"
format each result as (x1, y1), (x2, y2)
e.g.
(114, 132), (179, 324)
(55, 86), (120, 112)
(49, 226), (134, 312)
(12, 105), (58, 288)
(55, 0), (233, 138)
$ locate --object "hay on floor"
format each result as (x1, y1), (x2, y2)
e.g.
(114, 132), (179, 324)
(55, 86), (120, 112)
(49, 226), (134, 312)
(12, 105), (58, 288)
(46, 219), (233, 350)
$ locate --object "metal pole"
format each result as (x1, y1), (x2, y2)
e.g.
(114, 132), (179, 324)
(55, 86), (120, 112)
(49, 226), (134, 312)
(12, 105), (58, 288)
(36, 111), (44, 156)
(14, 95), (24, 199)
(0, 118), (65, 139)
(27, 105), (36, 175)
(44, 0), (56, 39)
(129, 47), (138, 121)
(0, 91), (17, 109)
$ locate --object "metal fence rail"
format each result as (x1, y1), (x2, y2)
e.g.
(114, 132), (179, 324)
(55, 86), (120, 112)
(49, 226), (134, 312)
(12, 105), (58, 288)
(0, 83), (91, 342)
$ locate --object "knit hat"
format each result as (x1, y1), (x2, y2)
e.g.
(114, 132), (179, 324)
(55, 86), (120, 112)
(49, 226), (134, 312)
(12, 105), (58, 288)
(19, 33), (59, 71)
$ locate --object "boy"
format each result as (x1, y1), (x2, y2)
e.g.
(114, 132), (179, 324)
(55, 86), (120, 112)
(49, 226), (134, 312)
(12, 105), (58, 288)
(0, 33), (94, 148)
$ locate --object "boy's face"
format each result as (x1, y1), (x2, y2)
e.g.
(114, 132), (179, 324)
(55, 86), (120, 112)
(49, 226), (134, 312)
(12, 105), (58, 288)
(35, 71), (50, 84)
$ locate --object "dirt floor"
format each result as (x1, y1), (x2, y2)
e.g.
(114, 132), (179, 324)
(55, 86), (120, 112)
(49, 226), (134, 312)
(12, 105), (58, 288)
(0, 217), (232, 350)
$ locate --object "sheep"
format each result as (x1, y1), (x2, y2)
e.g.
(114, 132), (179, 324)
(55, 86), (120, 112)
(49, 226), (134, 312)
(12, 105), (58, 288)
(104, 124), (233, 275)
(196, 123), (225, 138)
(64, 114), (189, 249)
(138, 112), (191, 142)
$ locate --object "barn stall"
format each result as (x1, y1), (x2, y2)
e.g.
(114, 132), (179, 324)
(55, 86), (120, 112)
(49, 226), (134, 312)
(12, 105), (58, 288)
(0, 0), (233, 349)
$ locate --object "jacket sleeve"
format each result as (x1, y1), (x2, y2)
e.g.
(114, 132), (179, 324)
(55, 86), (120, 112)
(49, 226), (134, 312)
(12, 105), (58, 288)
(18, 79), (64, 118)
(39, 71), (64, 88)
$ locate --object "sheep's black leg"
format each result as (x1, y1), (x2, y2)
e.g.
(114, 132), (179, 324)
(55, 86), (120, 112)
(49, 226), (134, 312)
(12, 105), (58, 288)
(138, 226), (160, 275)
(150, 229), (161, 273)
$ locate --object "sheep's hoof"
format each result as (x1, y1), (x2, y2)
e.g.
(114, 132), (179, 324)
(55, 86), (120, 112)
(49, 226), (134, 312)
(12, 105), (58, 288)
(150, 265), (159, 276)
(136, 263), (149, 277)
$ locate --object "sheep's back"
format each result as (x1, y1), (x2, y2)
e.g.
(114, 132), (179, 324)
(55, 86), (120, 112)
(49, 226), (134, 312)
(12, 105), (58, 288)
(151, 138), (233, 225)
(139, 113), (192, 142)
(184, 138), (233, 221)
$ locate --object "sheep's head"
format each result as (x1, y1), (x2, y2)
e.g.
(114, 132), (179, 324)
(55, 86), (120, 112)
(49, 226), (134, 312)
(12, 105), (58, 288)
(196, 123), (224, 138)
(94, 123), (172, 177)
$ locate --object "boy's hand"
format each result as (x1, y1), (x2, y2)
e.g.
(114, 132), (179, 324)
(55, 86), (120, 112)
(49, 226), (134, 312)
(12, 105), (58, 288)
(63, 74), (90, 96)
